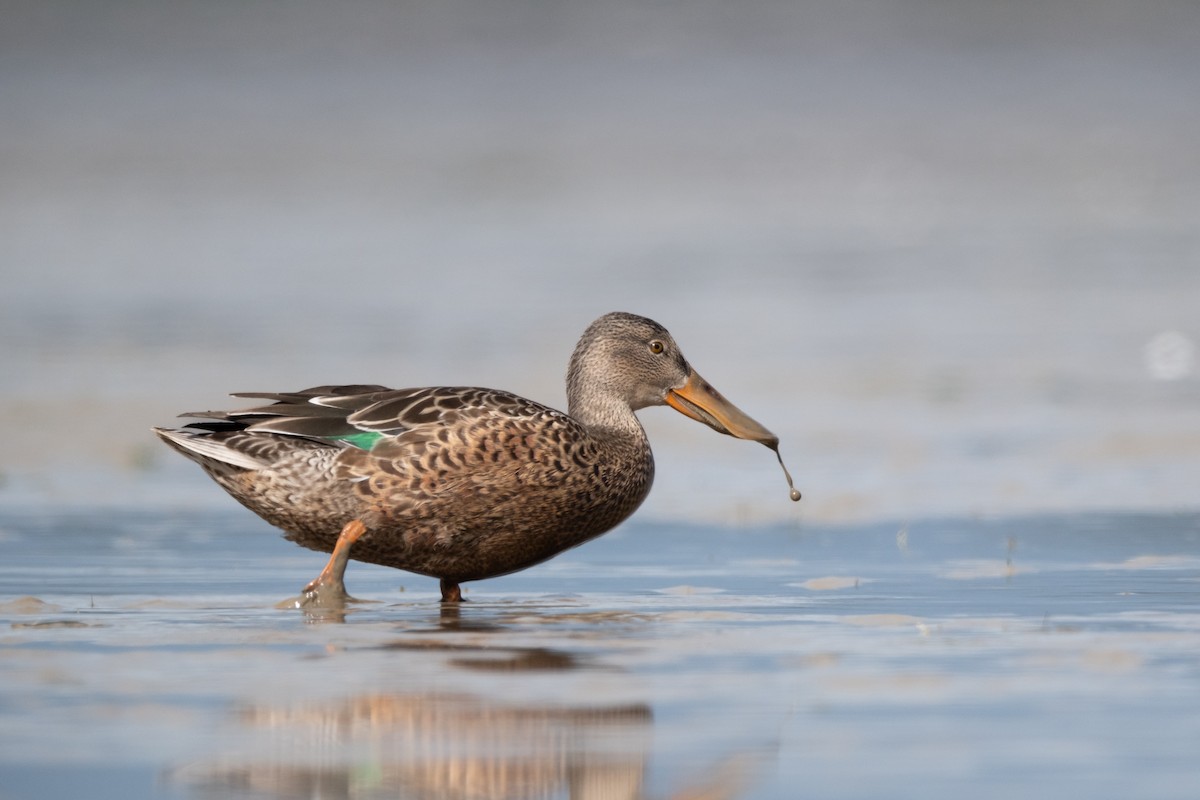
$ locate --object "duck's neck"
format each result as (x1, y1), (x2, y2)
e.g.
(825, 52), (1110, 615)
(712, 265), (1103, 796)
(566, 337), (652, 443)
(567, 386), (649, 442)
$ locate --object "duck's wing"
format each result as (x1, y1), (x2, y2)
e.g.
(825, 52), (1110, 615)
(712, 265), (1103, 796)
(159, 385), (572, 470)
(229, 385), (557, 442)
(154, 385), (383, 469)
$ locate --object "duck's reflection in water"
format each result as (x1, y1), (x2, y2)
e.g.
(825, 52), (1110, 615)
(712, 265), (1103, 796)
(169, 646), (767, 799)
(174, 692), (652, 799)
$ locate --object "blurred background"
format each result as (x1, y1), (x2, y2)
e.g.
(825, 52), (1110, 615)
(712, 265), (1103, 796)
(2, 0), (1197, 524)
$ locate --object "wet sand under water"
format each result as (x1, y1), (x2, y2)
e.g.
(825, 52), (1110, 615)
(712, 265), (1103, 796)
(1, 509), (1199, 800)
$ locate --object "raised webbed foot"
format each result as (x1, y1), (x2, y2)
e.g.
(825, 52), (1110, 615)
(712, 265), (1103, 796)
(279, 520), (368, 611)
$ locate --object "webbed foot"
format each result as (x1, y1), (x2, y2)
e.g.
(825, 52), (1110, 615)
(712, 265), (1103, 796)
(280, 520), (367, 610)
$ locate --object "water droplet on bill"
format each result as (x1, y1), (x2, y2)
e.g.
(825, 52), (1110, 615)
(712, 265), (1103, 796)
(768, 444), (801, 502)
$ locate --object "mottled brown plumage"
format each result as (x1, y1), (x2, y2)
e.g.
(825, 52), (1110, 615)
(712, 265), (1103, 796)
(154, 312), (784, 602)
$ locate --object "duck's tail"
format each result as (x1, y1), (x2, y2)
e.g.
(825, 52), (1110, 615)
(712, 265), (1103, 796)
(153, 425), (271, 472)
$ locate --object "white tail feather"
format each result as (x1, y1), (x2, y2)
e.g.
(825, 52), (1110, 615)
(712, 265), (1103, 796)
(153, 427), (268, 471)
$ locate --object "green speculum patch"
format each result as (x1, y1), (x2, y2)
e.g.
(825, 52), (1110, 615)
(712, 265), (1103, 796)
(332, 431), (385, 450)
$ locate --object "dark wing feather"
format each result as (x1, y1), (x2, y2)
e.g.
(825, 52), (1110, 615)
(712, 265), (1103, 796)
(176, 385), (556, 451)
(230, 385), (392, 402)
(175, 386), (559, 455)
(182, 386), (392, 423)
(176, 385), (392, 446)
(245, 415), (369, 440)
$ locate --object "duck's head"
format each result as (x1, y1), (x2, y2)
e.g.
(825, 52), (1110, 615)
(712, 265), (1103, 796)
(567, 311), (779, 448)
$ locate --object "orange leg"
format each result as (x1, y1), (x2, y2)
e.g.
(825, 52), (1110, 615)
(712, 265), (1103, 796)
(298, 520), (366, 608)
(440, 578), (464, 603)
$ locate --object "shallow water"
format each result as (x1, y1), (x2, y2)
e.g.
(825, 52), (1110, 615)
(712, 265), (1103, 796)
(2, 509), (1198, 800)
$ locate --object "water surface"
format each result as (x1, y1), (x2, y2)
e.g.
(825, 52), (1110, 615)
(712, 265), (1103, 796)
(2, 509), (1198, 799)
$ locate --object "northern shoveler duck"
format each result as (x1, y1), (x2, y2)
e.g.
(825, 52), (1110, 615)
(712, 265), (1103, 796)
(154, 312), (799, 604)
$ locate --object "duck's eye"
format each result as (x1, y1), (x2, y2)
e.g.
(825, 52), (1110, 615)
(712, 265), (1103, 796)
(649, 340), (665, 355)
